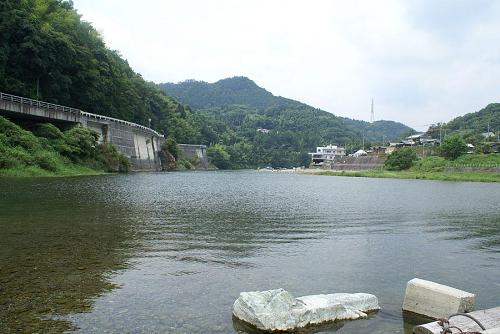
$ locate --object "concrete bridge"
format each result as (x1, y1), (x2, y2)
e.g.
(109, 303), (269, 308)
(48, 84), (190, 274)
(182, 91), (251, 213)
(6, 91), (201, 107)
(0, 92), (163, 170)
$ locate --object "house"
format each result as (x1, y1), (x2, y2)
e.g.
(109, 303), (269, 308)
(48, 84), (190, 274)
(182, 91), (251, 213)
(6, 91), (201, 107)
(481, 132), (495, 139)
(257, 128), (270, 134)
(368, 146), (387, 156)
(309, 145), (346, 165)
(406, 133), (426, 143)
(350, 149), (368, 157)
(420, 138), (440, 146)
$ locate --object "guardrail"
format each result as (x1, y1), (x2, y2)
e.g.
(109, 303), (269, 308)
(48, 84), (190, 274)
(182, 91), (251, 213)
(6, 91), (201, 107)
(0, 91), (80, 114)
(0, 92), (163, 137)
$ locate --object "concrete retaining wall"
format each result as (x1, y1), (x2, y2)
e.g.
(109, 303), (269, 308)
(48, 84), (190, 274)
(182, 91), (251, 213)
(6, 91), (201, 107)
(444, 166), (500, 173)
(325, 156), (385, 171)
(177, 144), (208, 169)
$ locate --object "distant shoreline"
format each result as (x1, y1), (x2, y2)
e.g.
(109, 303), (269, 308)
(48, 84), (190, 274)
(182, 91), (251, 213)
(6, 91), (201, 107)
(306, 169), (500, 183)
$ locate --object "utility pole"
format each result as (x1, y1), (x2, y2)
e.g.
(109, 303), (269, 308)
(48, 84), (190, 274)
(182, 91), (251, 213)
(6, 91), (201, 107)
(36, 78), (39, 100)
(362, 132), (365, 150)
(439, 122), (442, 145)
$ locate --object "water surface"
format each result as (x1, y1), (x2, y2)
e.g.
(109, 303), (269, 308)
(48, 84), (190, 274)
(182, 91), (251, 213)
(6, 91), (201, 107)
(1, 171), (499, 333)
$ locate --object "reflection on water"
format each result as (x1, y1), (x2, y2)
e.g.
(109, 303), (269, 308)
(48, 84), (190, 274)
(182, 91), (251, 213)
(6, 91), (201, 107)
(0, 172), (499, 333)
(0, 177), (135, 332)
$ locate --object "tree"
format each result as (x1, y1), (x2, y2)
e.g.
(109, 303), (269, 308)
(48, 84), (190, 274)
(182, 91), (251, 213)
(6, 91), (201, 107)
(384, 148), (417, 170)
(207, 144), (231, 169)
(440, 134), (467, 160)
(163, 136), (179, 159)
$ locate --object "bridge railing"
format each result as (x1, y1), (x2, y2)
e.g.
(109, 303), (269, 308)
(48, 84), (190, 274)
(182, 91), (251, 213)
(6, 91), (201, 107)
(0, 92), (80, 114)
(0, 92), (163, 137)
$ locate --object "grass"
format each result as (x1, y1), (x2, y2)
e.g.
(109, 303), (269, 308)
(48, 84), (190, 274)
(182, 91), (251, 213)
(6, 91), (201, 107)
(315, 169), (500, 182)
(0, 164), (105, 177)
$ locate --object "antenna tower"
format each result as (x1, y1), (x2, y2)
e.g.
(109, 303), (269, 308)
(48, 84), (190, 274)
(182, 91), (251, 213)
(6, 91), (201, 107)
(370, 98), (375, 123)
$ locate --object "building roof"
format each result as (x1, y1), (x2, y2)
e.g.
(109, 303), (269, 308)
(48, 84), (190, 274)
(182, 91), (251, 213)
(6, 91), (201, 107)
(406, 133), (426, 139)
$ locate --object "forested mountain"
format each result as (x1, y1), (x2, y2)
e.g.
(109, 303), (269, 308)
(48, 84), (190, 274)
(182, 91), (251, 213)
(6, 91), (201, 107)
(160, 77), (414, 143)
(446, 103), (499, 134)
(426, 104), (500, 141)
(0, 0), (199, 143)
(160, 77), (303, 110)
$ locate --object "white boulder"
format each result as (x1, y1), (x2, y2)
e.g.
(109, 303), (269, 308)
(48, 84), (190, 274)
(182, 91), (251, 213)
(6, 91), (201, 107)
(232, 288), (379, 331)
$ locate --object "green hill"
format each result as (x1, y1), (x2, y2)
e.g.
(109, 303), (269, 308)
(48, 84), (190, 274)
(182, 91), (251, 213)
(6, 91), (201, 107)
(161, 76), (303, 110)
(160, 77), (414, 144)
(426, 104), (500, 142)
(446, 103), (500, 134)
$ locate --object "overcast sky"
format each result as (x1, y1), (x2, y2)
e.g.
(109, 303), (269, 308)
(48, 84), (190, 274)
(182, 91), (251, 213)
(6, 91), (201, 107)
(74, 0), (500, 131)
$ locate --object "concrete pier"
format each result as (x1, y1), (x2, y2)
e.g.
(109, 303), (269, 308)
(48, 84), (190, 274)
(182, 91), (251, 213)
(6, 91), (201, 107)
(403, 278), (475, 319)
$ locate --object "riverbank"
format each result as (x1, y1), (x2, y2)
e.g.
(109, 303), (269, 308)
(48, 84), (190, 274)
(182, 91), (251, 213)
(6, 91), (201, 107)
(312, 169), (500, 182)
(0, 116), (129, 178)
(0, 165), (105, 177)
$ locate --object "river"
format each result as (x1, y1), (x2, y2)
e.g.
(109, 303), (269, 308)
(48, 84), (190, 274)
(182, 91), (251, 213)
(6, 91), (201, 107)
(1, 171), (499, 333)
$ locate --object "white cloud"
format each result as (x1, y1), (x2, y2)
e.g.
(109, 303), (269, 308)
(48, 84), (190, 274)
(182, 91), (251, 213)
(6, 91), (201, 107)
(74, 0), (500, 131)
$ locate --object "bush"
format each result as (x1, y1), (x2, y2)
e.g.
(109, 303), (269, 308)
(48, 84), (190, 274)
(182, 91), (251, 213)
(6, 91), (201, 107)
(33, 123), (64, 140)
(96, 144), (131, 172)
(474, 143), (493, 154)
(385, 148), (418, 170)
(207, 144), (231, 169)
(162, 137), (179, 159)
(440, 134), (467, 160)
(59, 127), (99, 162)
(34, 151), (60, 172)
(177, 159), (194, 170)
(0, 151), (20, 169)
(412, 156), (446, 172)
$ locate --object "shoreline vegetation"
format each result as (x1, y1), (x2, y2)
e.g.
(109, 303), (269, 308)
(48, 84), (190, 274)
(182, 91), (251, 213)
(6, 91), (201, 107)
(0, 116), (130, 178)
(312, 169), (500, 183)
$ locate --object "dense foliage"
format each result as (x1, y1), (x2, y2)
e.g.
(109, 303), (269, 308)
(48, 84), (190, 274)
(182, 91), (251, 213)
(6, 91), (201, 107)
(0, 0), (199, 143)
(439, 135), (468, 160)
(446, 103), (499, 134)
(384, 148), (418, 170)
(0, 116), (129, 175)
(161, 77), (414, 168)
(427, 104), (499, 142)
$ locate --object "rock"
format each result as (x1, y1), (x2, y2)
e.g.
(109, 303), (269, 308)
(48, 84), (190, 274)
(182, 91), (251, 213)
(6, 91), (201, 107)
(232, 288), (379, 331)
(403, 278), (475, 319)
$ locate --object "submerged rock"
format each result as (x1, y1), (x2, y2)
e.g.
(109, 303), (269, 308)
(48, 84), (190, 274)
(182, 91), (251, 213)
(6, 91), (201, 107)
(232, 288), (379, 331)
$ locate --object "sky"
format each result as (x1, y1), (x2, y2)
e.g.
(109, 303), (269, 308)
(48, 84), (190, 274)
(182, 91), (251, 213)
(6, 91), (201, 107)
(73, 0), (500, 131)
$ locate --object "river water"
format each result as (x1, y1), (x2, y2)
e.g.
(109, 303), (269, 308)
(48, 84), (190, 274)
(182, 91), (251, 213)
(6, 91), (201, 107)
(1, 171), (499, 333)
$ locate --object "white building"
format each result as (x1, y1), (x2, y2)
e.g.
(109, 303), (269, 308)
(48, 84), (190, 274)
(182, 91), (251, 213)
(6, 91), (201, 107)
(309, 145), (346, 165)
